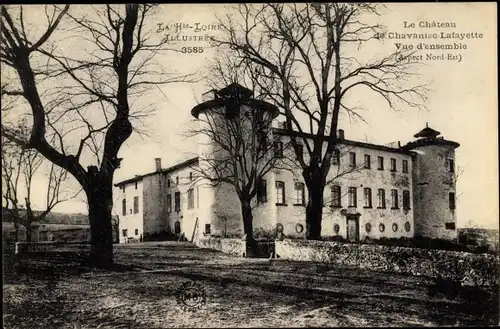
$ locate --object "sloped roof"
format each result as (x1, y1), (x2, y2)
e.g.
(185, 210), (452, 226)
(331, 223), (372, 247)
(114, 157), (199, 187)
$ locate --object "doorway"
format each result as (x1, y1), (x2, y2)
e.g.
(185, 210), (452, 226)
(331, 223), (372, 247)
(346, 215), (360, 242)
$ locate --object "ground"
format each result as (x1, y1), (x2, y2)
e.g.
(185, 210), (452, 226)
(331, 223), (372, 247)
(3, 242), (498, 328)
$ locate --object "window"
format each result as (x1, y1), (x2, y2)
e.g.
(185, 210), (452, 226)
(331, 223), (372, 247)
(296, 144), (304, 161)
(402, 160), (409, 173)
(331, 185), (341, 208)
(391, 189), (399, 209)
(122, 199), (127, 216)
(377, 189), (386, 208)
(392, 223), (398, 232)
(276, 181), (285, 205)
(174, 221), (181, 234)
(176, 176), (179, 185)
(349, 152), (356, 167)
(274, 141), (283, 158)
(449, 192), (456, 209)
(189, 172), (193, 181)
(187, 189), (194, 209)
(363, 188), (372, 208)
(167, 194), (172, 213)
(403, 190), (411, 210)
(365, 223), (372, 233)
(294, 182), (305, 205)
(448, 159), (455, 173)
(135, 181), (138, 190)
(348, 187), (357, 207)
(332, 149), (340, 165)
(379, 223), (385, 232)
(390, 158), (397, 172)
(135, 229), (139, 236)
(445, 222), (456, 230)
(121, 185), (125, 193)
(334, 224), (340, 234)
(122, 229), (128, 237)
(174, 192), (181, 212)
(167, 179), (171, 188)
(257, 179), (267, 203)
(378, 156), (384, 170)
(364, 154), (371, 169)
(205, 224), (211, 234)
(133, 196), (139, 214)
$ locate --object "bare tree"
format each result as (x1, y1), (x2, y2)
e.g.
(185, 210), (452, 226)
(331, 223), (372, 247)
(1, 122), (76, 242)
(213, 4), (427, 239)
(1, 5), (193, 266)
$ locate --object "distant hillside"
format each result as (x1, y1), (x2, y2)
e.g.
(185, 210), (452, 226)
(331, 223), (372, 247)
(2, 208), (89, 225)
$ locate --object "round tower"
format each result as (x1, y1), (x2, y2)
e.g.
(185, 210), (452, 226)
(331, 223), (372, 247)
(190, 83), (279, 238)
(403, 124), (460, 241)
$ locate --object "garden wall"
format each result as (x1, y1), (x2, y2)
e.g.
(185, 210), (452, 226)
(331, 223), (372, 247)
(15, 241), (90, 255)
(276, 239), (499, 288)
(194, 236), (245, 256)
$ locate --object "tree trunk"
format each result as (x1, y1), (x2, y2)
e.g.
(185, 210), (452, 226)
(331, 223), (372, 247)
(25, 222), (32, 243)
(241, 199), (256, 257)
(86, 179), (114, 268)
(304, 166), (325, 240)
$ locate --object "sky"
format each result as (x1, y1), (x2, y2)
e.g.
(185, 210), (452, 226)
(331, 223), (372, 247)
(5, 3), (498, 229)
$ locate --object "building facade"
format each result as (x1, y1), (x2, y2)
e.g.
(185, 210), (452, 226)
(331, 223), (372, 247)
(114, 87), (460, 244)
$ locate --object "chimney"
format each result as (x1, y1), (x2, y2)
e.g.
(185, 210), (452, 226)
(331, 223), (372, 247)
(338, 129), (345, 140)
(154, 158), (162, 172)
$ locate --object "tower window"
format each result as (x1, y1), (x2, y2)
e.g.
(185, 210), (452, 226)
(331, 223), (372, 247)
(296, 144), (304, 161)
(448, 159), (455, 173)
(205, 224), (211, 234)
(257, 179), (267, 202)
(449, 192), (456, 209)
(274, 142), (283, 158)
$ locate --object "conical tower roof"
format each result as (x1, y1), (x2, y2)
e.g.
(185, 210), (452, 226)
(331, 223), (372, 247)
(414, 123), (441, 138)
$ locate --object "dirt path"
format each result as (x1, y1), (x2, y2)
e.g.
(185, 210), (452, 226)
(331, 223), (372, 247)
(3, 242), (498, 328)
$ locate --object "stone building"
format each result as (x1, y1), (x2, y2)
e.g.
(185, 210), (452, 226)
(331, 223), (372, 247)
(114, 84), (460, 243)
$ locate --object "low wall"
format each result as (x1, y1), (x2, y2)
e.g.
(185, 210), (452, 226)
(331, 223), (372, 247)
(15, 241), (90, 255)
(194, 237), (245, 256)
(276, 239), (499, 288)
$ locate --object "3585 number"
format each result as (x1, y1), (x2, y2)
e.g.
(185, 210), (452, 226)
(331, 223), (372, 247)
(181, 47), (204, 54)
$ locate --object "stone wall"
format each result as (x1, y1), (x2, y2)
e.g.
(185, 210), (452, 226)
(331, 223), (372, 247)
(194, 236), (245, 256)
(15, 242), (90, 254)
(276, 239), (499, 288)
